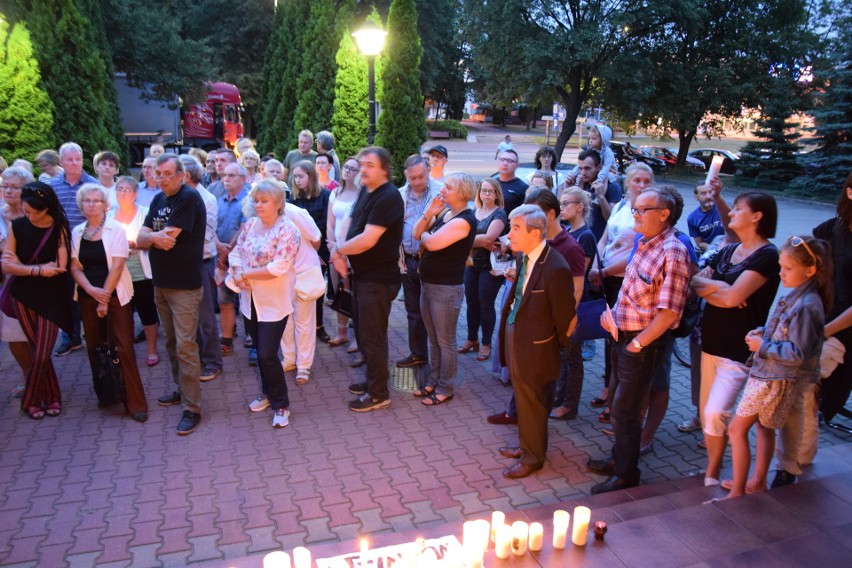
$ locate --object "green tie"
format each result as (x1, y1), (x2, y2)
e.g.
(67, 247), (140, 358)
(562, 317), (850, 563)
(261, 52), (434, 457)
(507, 255), (528, 325)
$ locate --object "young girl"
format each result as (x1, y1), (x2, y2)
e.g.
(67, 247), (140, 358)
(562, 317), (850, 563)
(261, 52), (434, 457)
(724, 235), (832, 498)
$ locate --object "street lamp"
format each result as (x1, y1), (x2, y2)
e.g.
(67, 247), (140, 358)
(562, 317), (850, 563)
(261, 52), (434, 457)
(352, 20), (387, 144)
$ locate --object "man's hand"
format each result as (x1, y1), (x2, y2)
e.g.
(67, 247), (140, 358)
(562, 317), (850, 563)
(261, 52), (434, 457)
(592, 179), (608, 200)
(152, 231), (177, 251)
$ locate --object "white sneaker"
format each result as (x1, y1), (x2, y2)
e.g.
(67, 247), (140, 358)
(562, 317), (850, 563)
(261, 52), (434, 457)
(272, 408), (290, 428)
(249, 396), (270, 412)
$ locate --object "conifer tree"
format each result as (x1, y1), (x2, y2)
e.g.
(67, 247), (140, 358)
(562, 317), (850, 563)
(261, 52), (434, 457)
(375, 0), (426, 184)
(257, 6), (287, 153)
(0, 19), (56, 163)
(271, 0), (311, 158)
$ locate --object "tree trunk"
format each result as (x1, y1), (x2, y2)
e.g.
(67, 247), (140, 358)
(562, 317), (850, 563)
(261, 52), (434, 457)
(553, 92), (584, 162)
(676, 129), (697, 168)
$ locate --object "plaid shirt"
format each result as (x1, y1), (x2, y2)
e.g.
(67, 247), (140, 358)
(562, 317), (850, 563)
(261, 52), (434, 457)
(613, 227), (690, 332)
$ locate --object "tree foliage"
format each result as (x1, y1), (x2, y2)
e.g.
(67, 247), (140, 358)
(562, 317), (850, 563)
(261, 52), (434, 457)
(0, 18), (56, 163)
(375, 0), (426, 184)
(271, 0), (312, 157)
(257, 6), (288, 153)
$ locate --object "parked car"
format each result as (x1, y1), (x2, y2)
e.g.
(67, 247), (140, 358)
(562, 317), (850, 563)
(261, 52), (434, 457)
(641, 146), (706, 171)
(610, 141), (667, 174)
(687, 148), (741, 175)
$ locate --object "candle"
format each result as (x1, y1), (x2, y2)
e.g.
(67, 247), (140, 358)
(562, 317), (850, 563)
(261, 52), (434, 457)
(360, 539), (369, 554)
(495, 524), (512, 559)
(511, 521), (529, 556)
(705, 155), (725, 184)
(465, 549), (484, 568)
(474, 519), (490, 553)
(292, 547), (311, 568)
(594, 521), (608, 541)
(463, 521), (477, 551)
(528, 522), (543, 552)
(572, 506), (591, 546)
(491, 511), (505, 543)
(263, 551), (291, 568)
(552, 510), (570, 549)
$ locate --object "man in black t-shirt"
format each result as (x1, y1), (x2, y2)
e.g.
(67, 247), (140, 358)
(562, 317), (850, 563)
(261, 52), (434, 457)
(330, 147), (404, 412)
(138, 154), (207, 435)
(495, 149), (528, 216)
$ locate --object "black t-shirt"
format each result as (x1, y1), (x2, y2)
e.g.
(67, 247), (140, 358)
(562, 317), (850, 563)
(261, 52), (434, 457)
(569, 224), (597, 300)
(420, 209), (477, 285)
(143, 185), (206, 290)
(346, 182), (404, 284)
(814, 217), (852, 343)
(291, 189), (331, 261)
(498, 177), (529, 216)
(470, 208), (508, 270)
(78, 239), (109, 289)
(700, 243), (780, 363)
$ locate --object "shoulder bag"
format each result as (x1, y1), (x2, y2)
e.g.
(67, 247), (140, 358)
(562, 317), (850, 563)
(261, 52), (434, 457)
(0, 226), (55, 318)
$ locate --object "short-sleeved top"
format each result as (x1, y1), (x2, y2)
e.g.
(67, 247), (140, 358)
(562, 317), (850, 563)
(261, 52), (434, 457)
(547, 228), (586, 278)
(49, 171), (98, 228)
(498, 177), (529, 216)
(700, 243), (780, 363)
(582, 179), (623, 241)
(629, 230), (699, 266)
(143, 185), (206, 290)
(470, 208), (508, 270)
(217, 187), (248, 244)
(687, 205), (724, 244)
(814, 217), (852, 343)
(283, 150), (317, 186)
(420, 209), (477, 285)
(346, 182), (404, 284)
(291, 189), (331, 261)
(569, 224), (597, 300)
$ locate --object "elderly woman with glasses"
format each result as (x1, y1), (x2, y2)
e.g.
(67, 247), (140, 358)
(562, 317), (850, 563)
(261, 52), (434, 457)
(70, 183), (148, 422)
(2, 182), (73, 420)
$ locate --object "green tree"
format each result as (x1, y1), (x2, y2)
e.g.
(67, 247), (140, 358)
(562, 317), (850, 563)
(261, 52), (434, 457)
(271, 0), (312, 157)
(375, 0), (426, 184)
(0, 19), (56, 163)
(257, 5), (288, 153)
(292, 0), (354, 138)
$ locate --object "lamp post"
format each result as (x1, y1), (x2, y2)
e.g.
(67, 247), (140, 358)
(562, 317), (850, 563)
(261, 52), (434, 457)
(352, 20), (387, 144)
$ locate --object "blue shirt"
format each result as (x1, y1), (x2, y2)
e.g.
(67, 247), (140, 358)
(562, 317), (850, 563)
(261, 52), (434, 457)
(687, 205), (724, 244)
(137, 181), (161, 208)
(629, 230), (698, 265)
(216, 187), (248, 244)
(49, 171), (98, 228)
(400, 181), (442, 255)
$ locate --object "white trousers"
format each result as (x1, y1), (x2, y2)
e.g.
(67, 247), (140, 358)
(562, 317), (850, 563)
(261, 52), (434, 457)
(280, 298), (317, 371)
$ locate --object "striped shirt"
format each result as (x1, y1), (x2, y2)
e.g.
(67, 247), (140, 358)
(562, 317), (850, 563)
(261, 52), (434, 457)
(48, 171), (99, 228)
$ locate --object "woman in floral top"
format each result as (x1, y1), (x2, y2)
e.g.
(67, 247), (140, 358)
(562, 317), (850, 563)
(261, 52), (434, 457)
(229, 180), (301, 429)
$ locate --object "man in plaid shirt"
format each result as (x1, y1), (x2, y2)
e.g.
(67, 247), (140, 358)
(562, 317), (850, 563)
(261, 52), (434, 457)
(587, 187), (691, 494)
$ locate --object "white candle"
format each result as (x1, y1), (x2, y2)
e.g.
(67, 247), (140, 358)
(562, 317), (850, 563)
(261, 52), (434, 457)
(511, 521), (529, 556)
(552, 510), (570, 549)
(465, 549), (484, 568)
(705, 155), (725, 184)
(292, 547), (311, 568)
(528, 522), (543, 552)
(360, 539), (369, 553)
(463, 521), (477, 551)
(572, 506), (591, 546)
(491, 511), (505, 543)
(495, 524), (512, 559)
(474, 519), (490, 553)
(263, 551), (291, 568)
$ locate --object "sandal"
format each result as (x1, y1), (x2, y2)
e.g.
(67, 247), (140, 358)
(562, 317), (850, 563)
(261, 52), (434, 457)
(413, 386), (435, 398)
(27, 407), (45, 420)
(598, 410), (611, 423)
(591, 397), (607, 408)
(475, 346), (492, 361)
(45, 403), (61, 417)
(458, 340), (479, 354)
(295, 369), (311, 385)
(347, 343), (359, 354)
(147, 354), (160, 367)
(422, 392), (453, 406)
(327, 336), (348, 347)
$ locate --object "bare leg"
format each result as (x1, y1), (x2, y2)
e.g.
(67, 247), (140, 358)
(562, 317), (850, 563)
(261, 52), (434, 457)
(220, 304), (235, 342)
(144, 323), (159, 358)
(725, 414), (758, 498)
(8, 341), (32, 375)
(705, 433), (727, 481)
(751, 423), (775, 494)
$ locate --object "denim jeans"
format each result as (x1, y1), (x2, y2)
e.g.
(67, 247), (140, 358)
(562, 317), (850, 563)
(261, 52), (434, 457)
(553, 341), (583, 411)
(244, 304), (290, 411)
(610, 330), (668, 484)
(197, 258), (223, 372)
(155, 287), (203, 413)
(420, 282), (464, 396)
(602, 276), (624, 390)
(353, 279), (400, 401)
(463, 266), (504, 347)
(401, 257), (428, 358)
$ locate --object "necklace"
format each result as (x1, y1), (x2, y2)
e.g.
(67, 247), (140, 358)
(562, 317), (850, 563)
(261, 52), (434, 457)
(83, 216), (106, 240)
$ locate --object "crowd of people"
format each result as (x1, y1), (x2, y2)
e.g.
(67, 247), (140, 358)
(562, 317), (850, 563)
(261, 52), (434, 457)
(0, 133), (849, 499)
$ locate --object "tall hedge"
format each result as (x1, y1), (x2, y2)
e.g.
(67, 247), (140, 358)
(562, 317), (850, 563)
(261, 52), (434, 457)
(257, 6), (287, 153)
(271, 0), (311, 157)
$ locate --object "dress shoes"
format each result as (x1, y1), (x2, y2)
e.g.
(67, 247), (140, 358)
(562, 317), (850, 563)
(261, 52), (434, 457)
(487, 412), (518, 425)
(586, 458), (615, 476)
(502, 461), (542, 479)
(591, 475), (639, 494)
(499, 446), (522, 459)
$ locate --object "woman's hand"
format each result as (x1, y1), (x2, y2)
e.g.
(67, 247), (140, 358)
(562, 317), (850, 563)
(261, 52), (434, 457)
(87, 286), (111, 305)
(40, 261), (66, 278)
(424, 195), (445, 218)
(745, 328), (763, 351)
(96, 302), (108, 318)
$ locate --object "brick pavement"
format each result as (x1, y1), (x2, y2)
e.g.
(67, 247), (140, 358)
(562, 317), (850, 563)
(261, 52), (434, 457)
(0, 294), (849, 567)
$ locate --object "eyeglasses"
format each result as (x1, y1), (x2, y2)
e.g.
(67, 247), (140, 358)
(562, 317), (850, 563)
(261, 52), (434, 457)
(1, 184), (23, 191)
(480, 189), (495, 195)
(631, 207), (663, 216)
(153, 171), (181, 181)
(789, 236), (817, 263)
(560, 201), (581, 208)
(343, 165), (360, 172)
(22, 186), (48, 199)
(116, 186), (135, 194)
(82, 199), (104, 205)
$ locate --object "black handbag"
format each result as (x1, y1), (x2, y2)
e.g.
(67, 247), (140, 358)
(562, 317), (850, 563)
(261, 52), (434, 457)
(93, 343), (125, 407)
(574, 298), (608, 341)
(330, 281), (353, 319)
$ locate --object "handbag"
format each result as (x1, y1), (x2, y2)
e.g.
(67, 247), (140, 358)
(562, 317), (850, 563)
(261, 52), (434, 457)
(93, 343), (125, 407)
(673, 296), (703, 338)
(0, 226), (55, 318)
(295, 264), (326, 302)
(330, 280), (353, 318)
(574, 298), (608, 341)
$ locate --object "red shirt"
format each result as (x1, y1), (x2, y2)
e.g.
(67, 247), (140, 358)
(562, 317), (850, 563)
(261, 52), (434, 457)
(547, 228), (586, 277)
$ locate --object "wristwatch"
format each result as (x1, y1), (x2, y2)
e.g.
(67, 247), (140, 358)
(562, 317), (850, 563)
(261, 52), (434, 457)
(631, 338), (643, 351)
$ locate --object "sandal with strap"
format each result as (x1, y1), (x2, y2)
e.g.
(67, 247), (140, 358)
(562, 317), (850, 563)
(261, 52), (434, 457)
(295, 369), (311, 385)
(27, 407), (45, 420)
(458, 340), (479, 354)
(422, 392), (453, 406)
(413, 386), (435, 398)
(476, 346), (492, 361)
(45, 403), (61, 417)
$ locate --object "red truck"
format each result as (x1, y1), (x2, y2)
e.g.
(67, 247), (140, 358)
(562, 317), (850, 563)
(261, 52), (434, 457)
(114, 73), (244, 164)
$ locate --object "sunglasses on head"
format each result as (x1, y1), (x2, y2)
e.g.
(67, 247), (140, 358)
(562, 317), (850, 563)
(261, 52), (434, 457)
(22, 186), (48, 200)
(789, 236), (817, 264)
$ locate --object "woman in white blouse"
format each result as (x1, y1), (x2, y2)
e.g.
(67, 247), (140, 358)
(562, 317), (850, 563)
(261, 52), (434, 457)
(229, 180), (301, 429)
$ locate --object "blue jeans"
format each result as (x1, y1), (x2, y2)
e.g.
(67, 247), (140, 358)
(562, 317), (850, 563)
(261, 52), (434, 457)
(353, 279), (400, 401)
(420, 282), (464, 396)
(463, 266), (504, 346)
(610, 330), (669, 484)
(401, 256), (428, 358)
(155, 287), (203, 413)
(197, 258), (223, 371)
(243, 303), (289, 411)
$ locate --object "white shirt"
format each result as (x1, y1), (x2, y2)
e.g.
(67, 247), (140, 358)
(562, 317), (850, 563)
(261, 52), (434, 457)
(71, 218), (134, 306)
(285, 204), (322, 273)
(108, 205), (152, 280)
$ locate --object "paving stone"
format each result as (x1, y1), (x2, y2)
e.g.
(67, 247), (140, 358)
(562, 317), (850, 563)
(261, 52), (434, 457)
(187, 535), (223, 563)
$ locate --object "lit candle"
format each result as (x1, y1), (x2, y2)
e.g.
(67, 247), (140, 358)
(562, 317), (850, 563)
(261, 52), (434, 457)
(572, 506), (591, 546)
(463, 521), (477, 551)
(594, 521), (608, 541)
(292, 547), (311, 568)
(263, 551), (291, 568)
(706, 155), (725, 184)
(528, 522), (543, 552)
(359, 538), (369, 555)
(474, 519), (491, 553)
(495, 524), (512, 559)
(491, 511), (505, 543)
(511, 521), (529, 556)
(552, 510), (570, 549)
